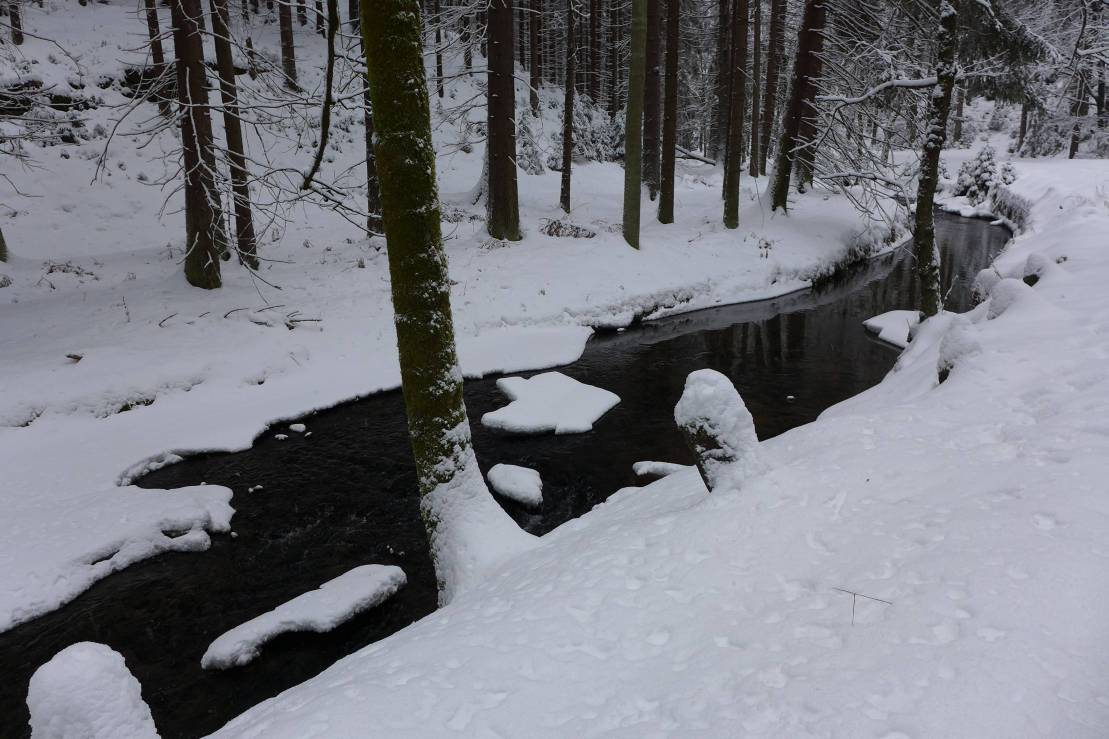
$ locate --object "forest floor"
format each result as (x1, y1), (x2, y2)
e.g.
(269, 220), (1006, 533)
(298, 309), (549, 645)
(4, 3), (1109, 736)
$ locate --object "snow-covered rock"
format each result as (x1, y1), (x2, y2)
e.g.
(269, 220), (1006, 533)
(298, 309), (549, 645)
(201, 565), (407, 670)
(28, 642), (158, 739)
(863, 309), (921, 348)
(673, 369), (763, 492)
(481, 372), (620, 434)
(486, 464), (543, 508)
(632, 460), (688, 478)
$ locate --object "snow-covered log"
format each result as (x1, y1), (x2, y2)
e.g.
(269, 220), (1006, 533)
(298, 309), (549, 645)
(673, 369), (763, 493)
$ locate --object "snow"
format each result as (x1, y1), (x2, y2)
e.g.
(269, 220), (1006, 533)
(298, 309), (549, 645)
(481, 372), (621, 434)
(486, 463), (543, 508)
(0, 484), (233, 633)
(1, 1), (892, 631)
(862, 309), (922, 348)
(631, 460), (688, 478)
(27, 642), (158, 739)
(210, 158), (1109, 737)
(201, 565), (407, 670)
(673, 368), (763, 492)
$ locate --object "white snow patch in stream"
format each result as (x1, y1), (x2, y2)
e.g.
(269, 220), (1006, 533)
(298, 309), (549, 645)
(28, 642), (158, 739)
(481, 372), (620, 434)
(486, 464), (543, 508)
(632, 460), (689, 478)
(201, 565), (407, 670)
(863, 309), (922, 348)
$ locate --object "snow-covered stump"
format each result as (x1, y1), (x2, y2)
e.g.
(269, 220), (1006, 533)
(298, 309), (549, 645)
(28, 642), (158, 739)
(673, 369), (762, 493)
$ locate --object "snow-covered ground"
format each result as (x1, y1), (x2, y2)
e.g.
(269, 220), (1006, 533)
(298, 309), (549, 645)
(208, 159), (1109, 736)
(1, 1), (887, 632)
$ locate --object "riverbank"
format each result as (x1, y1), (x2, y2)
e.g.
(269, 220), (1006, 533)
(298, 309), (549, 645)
(0, 1), (900, 633)
(209, 159), (1109, 737)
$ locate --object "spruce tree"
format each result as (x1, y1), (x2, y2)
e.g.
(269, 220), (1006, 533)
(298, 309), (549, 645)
(487, 0), (522, 240)
(723, 0), (748, 229)
(560, 0), (576, 212)
(658, 0), (679, 223)
(622, 0), (648, 247)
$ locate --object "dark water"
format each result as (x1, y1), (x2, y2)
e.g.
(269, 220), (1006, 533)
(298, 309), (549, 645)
(0, 213), (1009, 738)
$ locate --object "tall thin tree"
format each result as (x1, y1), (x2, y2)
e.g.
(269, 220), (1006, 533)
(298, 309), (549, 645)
(758, 0), (784, 173)
(748, 0), (761, 177)
(530, 0), (542, 113)
(723, 0), (748, 228)
(279, 0), (299, 89)
(912, 0), (959, 317)
(658, 0), (679, 223)
(487, 0), (522, 240)
(642, 0), (662, 199)
(622, 0), (648, 247)
(560, 0), (576, 212)
(142, 0), (171, 115)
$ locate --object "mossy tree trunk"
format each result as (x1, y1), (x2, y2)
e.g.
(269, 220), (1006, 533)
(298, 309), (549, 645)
(657, 0), (679, 223)
(622, 0), (647, 247)
(722, 0), (748, 229)
(769, 0), (825, 211)
(210, 0), (259, 269)
(486, 0), (521, 240)
(559, 0), (575, 212)
(358, 0), (531, 601)
(912, 0), (959, 318)
(171, 0), (224, 289)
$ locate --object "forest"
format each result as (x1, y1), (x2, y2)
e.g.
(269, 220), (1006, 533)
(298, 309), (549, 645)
(1, 0), (1108, 736)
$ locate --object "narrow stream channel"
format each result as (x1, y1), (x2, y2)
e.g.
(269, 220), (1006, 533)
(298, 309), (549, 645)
(0, 213), (1010, 738)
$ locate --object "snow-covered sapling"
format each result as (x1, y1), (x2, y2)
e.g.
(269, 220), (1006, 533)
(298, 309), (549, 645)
(673, 369), (762, 493)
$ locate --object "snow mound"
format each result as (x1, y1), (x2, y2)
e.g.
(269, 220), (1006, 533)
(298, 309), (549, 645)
(486, 464), (543, 508)
(201, 565), (407, 670)
(481, 372), (620, 434)
(863, 309), (921, 348)
(0, 485), (234, 633)
(632, 460), (688, 478)
(673, 369), (763, 492)
(28, 642), (158, 739)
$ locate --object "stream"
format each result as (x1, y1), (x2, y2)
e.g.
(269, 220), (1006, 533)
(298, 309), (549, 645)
(0, 212), (1010, 738)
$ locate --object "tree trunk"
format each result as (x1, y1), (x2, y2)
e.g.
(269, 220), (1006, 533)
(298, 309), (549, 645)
(461, 12), (472, 71)
(769, 0), (824, 211)
(348, 0), (382, 231)
(486, 0), (521, 240)
(142, 0), (171, 115)
(1017, 98), (1029, 151)
(279, 0), (299, 89)
(9, 1), (23, 45)
(748, 0), (761, 176)
(0, 226), (8, 262)
(952, 85), (965, 143)
(912, 0), (958, 318)
(315, 0), (324, 33)
(722, 0), (747, 228)
(433, 0), (444, 97)
(758, 0), (783, 173)
(589, 0), (600, 100)
(623, 0), (647, 247)
(792, 0), (826, 191)
(210, 0), (259, 268)
(560, 0), (575, 212)
(710, 0), (729, 161)
(608, 0), (622, 116)
(642, 0), (662, 199)
(171, 0), (224, 289)
(1068, 74), (1088, 159)
(297, 0), (307, 24)
(529, 0), (541, 113)
(358, 0), (531, 602)
(658, 0), (678, 223)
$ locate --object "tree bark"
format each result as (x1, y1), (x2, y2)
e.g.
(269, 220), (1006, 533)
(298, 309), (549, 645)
(952, 84), (964, 143)
(589, 0), (600, 100)
(9, 1), (23, 45)
(358, 0), (531, 602)
(210, 0), (259, 269)
(722, 0), (748, 228)
(142, 0), (171, 115)
(530, 0), (541, 113)
(769, 0), (824, 211)
(623, 0), (647, 247)
(348, 0), (382, 231)
(758, 0), (783, 173)
(748, 0), (761, 176)
(792, 0), (826, 191)
(710, 0), (729, 161)
(0, 226), (8, 262)
(487, 0), (521, 239)
(642, 0), (662, 199)
(171, 0), (224, 288)
(297, 0), (307, 24)
(279, 0), (299, 89)
(912, 0), (958, 318)
(608, 0), (622, 116)
(1017, 97), (1029, 151)
(658, 0), (678, 223)
(1068, 74), (1088, 159)
(560, 0), (575, 212)
(433, 0), (444, 97)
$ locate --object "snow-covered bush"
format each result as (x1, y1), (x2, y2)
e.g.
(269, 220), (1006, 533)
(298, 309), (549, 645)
(1019, 114), (1068, 157)
(546, 96), (616, 170)
(953, 145), (1016, 205)
(517, 114), (546, 175)
(673, 369), (762, 493)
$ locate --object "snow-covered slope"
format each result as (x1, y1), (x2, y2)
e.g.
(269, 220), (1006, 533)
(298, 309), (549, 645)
(209, 161), (1109, 737)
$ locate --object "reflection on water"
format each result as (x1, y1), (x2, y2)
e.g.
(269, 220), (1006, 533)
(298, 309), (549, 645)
(0, 213), (1009, 738)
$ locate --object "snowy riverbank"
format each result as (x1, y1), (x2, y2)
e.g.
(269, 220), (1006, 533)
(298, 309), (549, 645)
(207, 159), (1109, 737)
(1, 1), (892, 632)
